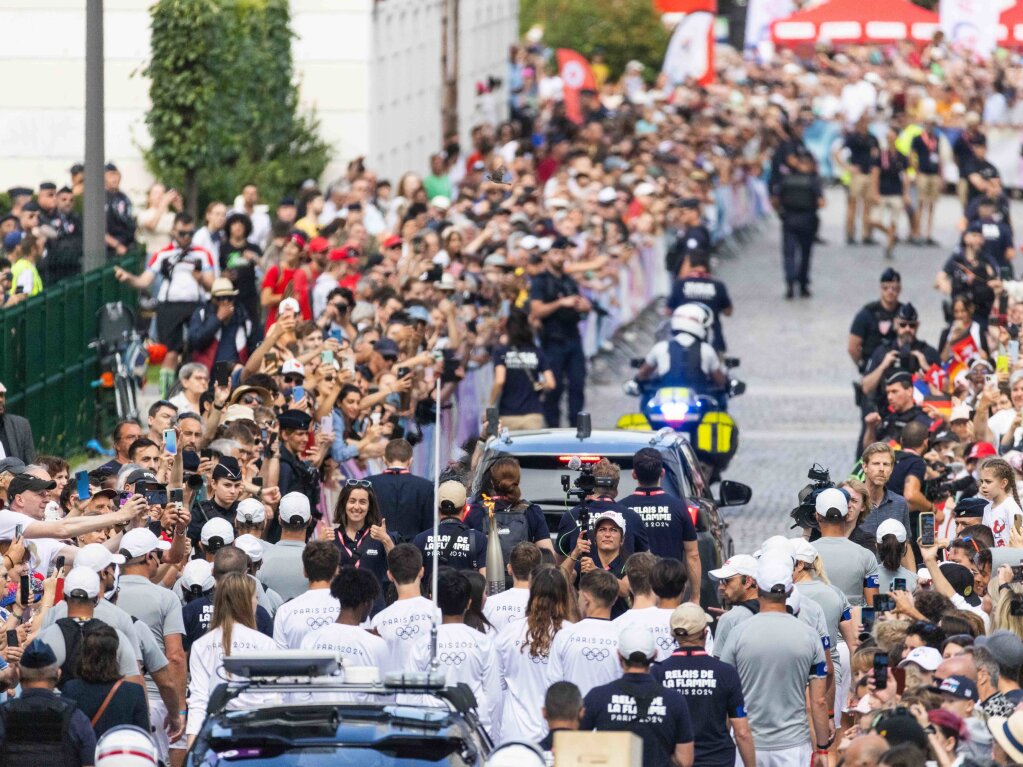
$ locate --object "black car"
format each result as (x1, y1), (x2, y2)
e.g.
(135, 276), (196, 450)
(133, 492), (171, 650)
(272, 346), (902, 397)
(468, 427), (752, 608)
(187, 653), (491, 766)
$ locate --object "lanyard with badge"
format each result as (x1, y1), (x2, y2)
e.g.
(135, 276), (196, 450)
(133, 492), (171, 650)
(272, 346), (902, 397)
(338, 528), (370, 568)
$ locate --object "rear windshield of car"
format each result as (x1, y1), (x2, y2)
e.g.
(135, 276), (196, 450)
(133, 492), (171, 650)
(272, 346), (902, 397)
(511, 454), (686, 505)
(198, 745), (470, 765)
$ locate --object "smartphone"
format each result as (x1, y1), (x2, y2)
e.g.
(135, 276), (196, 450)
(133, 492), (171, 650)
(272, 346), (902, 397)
(14, 524), (22, 540)
(5, 629), (17, 648)
(319, 416), (334, 435)
(321, 350), (335, 365)
(986, 374), (999, 390)
(19, 575), (29, 607)
(998, 354), (1011, 375)
(14, 285), (24, 295)
(163, 428), (178, 456)
(144, 488), (167, 507)
(485, 407), (499, 438)
(919, 511), (936, 547)
(371, 411), (382, 426)
(54, 556), (65, 573)
(874, 594), (895, 613)
(213, 361), (232, 388)
(343, 355), (356, 374)
(252, 477), (263, 488)
(292, 386), (305, 403)
(118, 491), (132, 507)
(75, 470), (91, 501)
(200, 447), (214, 461)
(873, 651), (889, 690)
(397, 366), (410, 379)
(329, 328), (343, 342)
(265, 351), (278, 367)
(892, 577), (907, 592)
(169, 488), (183, 505)
(860, 607), (876, 635)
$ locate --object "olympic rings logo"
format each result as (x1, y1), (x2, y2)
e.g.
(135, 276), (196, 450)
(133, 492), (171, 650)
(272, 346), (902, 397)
(656, 636), (674, 651)
(396, 624), (421, 640)
(582, 648), (610, 661)
(305, 616), (333, 629)
(440, 652), (467, 666)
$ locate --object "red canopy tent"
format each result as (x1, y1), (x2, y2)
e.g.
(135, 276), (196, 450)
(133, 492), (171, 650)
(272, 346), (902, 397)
(770, 0), (939, 46)
(998, 2), (1023, 47)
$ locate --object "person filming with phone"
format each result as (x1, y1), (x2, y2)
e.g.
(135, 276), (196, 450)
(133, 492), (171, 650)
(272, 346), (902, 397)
(187, 277), (258, 370)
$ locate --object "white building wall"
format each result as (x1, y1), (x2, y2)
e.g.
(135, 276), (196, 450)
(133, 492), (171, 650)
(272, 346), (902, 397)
(0, 0), (517, 201)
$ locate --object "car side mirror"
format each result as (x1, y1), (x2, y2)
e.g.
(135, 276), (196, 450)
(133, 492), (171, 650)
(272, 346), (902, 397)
(719, 480), (752, 507)
(729, 379), (746, 397)
(724, 357), (740, 369)
(630, 357), (644, 369)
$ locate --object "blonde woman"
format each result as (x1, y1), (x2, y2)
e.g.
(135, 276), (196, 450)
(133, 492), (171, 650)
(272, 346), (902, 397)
(991, 565), (1023, 636)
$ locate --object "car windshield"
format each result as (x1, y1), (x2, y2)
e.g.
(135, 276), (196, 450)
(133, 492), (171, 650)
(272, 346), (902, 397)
(511, 454), (684, 505)
(198, 739), (472, 765)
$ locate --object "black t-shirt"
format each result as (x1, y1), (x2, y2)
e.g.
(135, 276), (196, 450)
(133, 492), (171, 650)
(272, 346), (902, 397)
(875, 150), (907, 197)
(964, 158), (1000, 204)
(105, 191), (136, 247)
(556, 498), (650, 559)
(182, 594), (274, 652)
(888, 451), (926, 497)
(666, 225), (713, 275)
(976, 218), (1014, 272)
(529, 270), (584, 343)
(334, 527), (399, 591)
(220, 239), (262, 302)
(493, 343), (551, 416)
(666, 273), (732, 352)
(617, 488), (697, 560)
(653, 649), (746, 767)
(581, 672), (694, 767)
(965, 194), (1013, 235)
(863, 339), (941, 410)
(910, 132), (942, 175)
(412, 518), (487, 576)
(850, 300), (902, 371)
(844, 131), (880, 173)
(876, 406), (934, 446)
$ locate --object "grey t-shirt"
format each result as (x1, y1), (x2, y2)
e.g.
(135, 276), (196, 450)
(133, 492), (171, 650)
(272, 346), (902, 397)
(712, 604), (756, 654)
(795, 580), (851, 659)
(116, 574), (186, 653)
(717, 611), (827, 751)
(877, 566), (918, 595)
(38, 620), (140, 678)
(811, 537), (880, 606)
(795, 597), (831, 657)
(43, 599), (142, 661)
(259, 541), (307, 601)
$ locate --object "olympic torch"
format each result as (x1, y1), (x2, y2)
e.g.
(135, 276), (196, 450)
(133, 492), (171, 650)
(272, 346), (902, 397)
(484, 493), (506, 595)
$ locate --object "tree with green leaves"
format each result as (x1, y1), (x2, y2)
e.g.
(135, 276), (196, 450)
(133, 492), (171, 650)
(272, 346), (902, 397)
(520, 0), (669, 82)
(145, 0), (330, 215)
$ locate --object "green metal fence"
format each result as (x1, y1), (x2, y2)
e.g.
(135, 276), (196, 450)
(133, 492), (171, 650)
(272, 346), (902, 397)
(0, 253), (142, 456)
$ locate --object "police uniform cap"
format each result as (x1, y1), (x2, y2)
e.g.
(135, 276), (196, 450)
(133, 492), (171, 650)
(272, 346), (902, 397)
(212, 456), (242, 481)
(277, 409), (312, 431)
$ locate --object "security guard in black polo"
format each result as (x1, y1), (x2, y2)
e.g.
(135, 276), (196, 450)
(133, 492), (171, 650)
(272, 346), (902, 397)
(0, 639), (96, 766)
(275, 409), (320, 542)
(866, 371), (934, 448)
(412, 480), (486, 577)
(529, 236), (591, 428)
(104, 162), (137, 258)
(666, 198), (711, 277)
(849, 268), (903, 374)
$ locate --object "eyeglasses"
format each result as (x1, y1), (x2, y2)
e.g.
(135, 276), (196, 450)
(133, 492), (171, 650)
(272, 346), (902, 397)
(345, 479), (373, 489)
(241, 394), (262, 405)
(896, 321), (918, 329)
(283, 375), (304, 384)
(213, 296), (233, 303)
(175, 230), (195, 238)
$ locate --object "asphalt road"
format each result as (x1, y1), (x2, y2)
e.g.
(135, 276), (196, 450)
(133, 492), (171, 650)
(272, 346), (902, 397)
(587, 187), (1021, 553)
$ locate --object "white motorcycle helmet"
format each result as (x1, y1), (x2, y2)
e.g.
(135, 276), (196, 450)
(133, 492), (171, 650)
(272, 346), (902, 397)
(670, 303), (712, 340)
(95, 725), (160, 767)
(486, 742), (547, 767)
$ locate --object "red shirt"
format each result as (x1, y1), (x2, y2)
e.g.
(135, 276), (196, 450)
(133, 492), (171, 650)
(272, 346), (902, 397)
(261, 265), (297, 329)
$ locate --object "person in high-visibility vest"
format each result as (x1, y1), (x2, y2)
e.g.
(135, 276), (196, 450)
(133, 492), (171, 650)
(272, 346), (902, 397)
(8, 232), (44, 297)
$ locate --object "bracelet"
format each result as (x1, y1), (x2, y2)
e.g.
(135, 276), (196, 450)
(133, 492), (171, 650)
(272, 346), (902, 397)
(815, 750), (830, 756)
(213, 403), (224, 411)
(179, 708), (187, 715)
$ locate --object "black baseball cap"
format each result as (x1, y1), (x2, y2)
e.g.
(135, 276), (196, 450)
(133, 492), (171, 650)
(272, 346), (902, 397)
(125, 469), (158, 487)
(7, 473), (57, 499)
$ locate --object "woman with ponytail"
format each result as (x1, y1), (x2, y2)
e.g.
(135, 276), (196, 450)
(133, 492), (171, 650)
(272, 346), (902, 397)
(874, 519), (918, 594)
(978, 457), (1023, 547)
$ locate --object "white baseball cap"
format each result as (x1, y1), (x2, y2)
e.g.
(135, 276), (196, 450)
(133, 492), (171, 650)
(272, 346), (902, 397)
(200, 517), (235, 548)
(758, 535), (793, 559)
(235, 534), (264, 563)
(789, 538), (819, 564)
(597, 187), (617, 204)
(950, 404), (972, 423)
(709, 554), (758, 581)
(180, 559), (215, 594)
(119, 528), (171, 559)
(786, 586), (802, 615)
(278, 297), (301, 316)
(899, 646), (942, 672)
(633, 182), (656, 198)
(756, 556), (793, 595)
(280, 492), (311, 525)
(815, 487), (849, 518)
(617, 625), (656, 661)
(876, 518), (908, 543)
(281, 358), (305, 377)
(64, 567), (101, 600)
(593, 510), (626, 536)
(75, 543), (126, 572)
(235, 498), (266, 525)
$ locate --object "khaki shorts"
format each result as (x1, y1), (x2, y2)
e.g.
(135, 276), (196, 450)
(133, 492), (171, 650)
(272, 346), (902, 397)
(500, 413), (546, 431)
(849, 171), (872, 200)
(916, 173), (942, 203)
(872, 195), (903, 228)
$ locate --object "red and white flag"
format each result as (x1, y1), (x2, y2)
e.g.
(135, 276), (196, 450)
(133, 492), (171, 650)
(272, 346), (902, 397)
(556, 48), (597, 124)
(662, 11), (715, 87)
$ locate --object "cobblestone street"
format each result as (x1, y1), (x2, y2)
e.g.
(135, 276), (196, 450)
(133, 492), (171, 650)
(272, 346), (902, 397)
(588, 188), (1020, 552)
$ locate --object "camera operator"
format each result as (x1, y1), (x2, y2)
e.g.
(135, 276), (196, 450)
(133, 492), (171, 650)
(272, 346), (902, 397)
(560, 511), (630, 616)
(555, 458), (649, 563)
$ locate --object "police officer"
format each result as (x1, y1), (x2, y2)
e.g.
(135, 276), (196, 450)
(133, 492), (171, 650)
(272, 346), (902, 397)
(849, 268), (903, 374)
(188, 456), (243, 545)
(412, 480), (486, 577)
(618, 448), (700, 602)
(40, 185), (84, 284)
(0, 639), (97, 766)
(275, 409), (321, 541)
(864, 372), (934, 449)
(666, 249), (733, 353)
(580, 625), (695, 767)
(666, 198), (711, 277)
(366, 438), (434, 542)
(528, 236), (591, 428)
(630, 303), (726, 401)
(772, 147), (824, 299)
(104, 163), (137, 258)
(861, 303), (940, 412)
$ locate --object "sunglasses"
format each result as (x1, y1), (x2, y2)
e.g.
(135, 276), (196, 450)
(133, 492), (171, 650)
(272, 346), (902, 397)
(283, 375), (304, 384)
(896, 321), (918, 329)
(345, 479), (373, 489)
(176, 230), (195, 238)
(241, 394), (262, 405)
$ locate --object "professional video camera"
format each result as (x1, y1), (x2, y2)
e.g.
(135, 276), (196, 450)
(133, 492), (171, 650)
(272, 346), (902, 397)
(561, 456), (614, 536)
(790, 463), (835, 531)
(923, 460), (977, 502)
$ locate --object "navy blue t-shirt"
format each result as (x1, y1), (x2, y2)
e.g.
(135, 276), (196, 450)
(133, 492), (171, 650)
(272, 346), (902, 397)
(182, 595), (274, 652)
(652, 649), (746, 767)
(976, 218), (1014, 271)
(617, 488), (698, 560)
(581, 672), (693, 767)
(555, 498), (649, 559)
(493, 343), (551, 416)
(529, 270), (584, 343)
(463, 499), (551, 544)
(333, 527), (399, 593)
(910, 132), (941, 175)
(888, 452), (925, 498)
(412, 518), (487, 576)
(666, 275), (732, 352)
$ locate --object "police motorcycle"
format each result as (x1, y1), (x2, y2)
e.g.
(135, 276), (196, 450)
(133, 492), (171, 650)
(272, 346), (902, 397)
(619, 303), (745, 482)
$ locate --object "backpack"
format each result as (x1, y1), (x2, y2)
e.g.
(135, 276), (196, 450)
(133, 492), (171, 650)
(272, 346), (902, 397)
(493, 502), (532, 562)
(55, 617), (106, 690)
(779, 173), (818, 212)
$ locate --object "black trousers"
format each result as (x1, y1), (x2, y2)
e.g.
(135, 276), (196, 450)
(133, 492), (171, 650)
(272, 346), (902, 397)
(782, 217), (818, 287)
